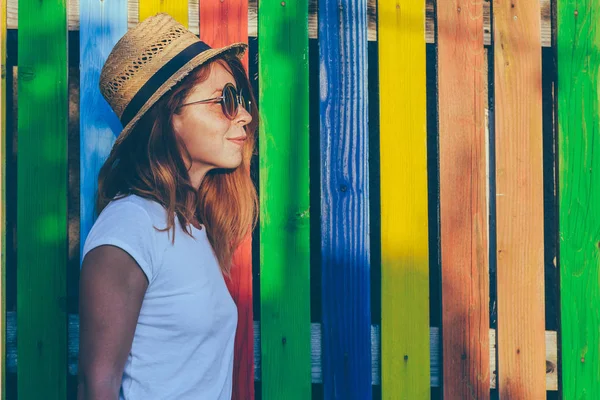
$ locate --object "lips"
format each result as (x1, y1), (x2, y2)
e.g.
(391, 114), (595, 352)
(227, 137), (247, 146)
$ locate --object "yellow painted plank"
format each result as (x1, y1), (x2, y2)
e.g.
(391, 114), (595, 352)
(138, 0), (188, 27)
(378, 0), (430, 398)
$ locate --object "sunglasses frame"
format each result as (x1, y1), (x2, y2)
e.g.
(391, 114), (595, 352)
(178, 82), (251, 119)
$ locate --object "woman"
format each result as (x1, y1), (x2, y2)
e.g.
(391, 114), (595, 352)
(77, 13), (258, 400)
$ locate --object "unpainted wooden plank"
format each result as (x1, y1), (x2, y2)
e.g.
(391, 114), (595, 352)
(437, 0), (491, 398)
(493, 0), (547, 398)
(556, 0), (600, 397)
(378, 0), (431, 398)
(319, 0), (372, 397)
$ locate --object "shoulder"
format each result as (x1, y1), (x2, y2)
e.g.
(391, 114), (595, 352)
(82, 195), (169, 283)
(101, 194), (167, 225)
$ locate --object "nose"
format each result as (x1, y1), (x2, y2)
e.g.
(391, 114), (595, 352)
(234, 103), (253, 127)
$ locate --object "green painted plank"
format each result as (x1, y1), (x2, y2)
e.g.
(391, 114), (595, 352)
(17, 0), (68, 398)
(557, 1), (600, 398)
(258, 0), (312, 398)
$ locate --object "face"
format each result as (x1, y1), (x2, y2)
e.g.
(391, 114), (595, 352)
(172, 60), (252, 186)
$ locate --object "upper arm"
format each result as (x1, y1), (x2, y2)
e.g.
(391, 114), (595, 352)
(78, 244), (149, 395)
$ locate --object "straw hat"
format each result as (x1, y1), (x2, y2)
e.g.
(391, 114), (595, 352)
(99, 12), (248, 145)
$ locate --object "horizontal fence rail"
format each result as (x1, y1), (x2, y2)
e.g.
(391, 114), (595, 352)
(2, 313), (559, 389)
(6, 0), (552, 46)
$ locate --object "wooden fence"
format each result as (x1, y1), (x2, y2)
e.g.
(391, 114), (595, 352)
(0, 0), (599, 399)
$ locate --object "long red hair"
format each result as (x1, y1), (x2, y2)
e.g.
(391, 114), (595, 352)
(96, 54), (259, 274)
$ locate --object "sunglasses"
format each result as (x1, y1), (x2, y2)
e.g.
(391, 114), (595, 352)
(179, 82), (251, 119)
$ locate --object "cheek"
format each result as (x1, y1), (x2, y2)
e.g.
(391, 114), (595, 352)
(178, 114), (231, 154)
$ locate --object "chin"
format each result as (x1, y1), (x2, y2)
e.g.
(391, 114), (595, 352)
(218, 157), (244, 171)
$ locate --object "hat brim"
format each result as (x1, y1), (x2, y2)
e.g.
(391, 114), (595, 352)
(114, 42), (248, 146)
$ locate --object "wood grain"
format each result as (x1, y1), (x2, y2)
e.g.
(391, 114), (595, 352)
(197, 1), (253, 398)
(493, 0), (546, 398)
(319, 0), (372, 397)
(437, 1), (491, 398)
(556, 0), (600, 398)
(79, 0), (128, 260)
(5, 0), (553, 46)
(17, 0), (68, 397)
(258, 0), (312, 398)
(378, 0), (431, 398)
(199, 0), (248, 68)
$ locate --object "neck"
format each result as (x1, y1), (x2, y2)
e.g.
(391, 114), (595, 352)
(188, 162), (210, 190)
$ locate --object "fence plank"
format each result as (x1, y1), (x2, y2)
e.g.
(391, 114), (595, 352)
(378, 0), (431, 398)
(199, 0), (248, 69)
(80, 0), (128, 262)
(0, 0), (6, 396)
(437, 1), (491, 398)
(319, 0), (372, 398)
(198, 1), (253, 399)
(138, 0), (187, 26)
(17, 0), (68, 397)
(493, 0), (546, 398)
(557, 0), (600, 398)
(258, 0), (312, 398)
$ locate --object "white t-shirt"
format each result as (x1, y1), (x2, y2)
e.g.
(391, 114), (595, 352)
(82, 194), (238, 400)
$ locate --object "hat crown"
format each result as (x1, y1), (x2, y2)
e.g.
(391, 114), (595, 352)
(99, 13), (200, 118)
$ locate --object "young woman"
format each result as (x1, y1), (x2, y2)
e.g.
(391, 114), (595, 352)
(77, 13), (258, 400)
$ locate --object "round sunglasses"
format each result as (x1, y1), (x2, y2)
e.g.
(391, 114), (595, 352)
(179, 82), (251, 119)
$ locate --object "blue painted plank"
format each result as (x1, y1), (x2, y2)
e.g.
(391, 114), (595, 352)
(318, 0), (371, 398)
(79, 0), (128, 257)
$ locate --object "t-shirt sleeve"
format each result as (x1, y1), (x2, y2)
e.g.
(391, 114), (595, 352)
(82, 201), (160, 284)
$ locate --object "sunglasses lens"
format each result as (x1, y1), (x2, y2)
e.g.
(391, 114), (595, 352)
(241, 92), (251, 112)
(222, 85), (237, 119)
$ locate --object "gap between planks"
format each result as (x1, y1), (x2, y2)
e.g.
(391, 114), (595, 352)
(6, 0), (552, 47)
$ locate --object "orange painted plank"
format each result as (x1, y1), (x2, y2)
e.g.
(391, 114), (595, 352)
(198, 1), (252, 399)
(437, 1), (490, 398)
(493, 0), (546, 398)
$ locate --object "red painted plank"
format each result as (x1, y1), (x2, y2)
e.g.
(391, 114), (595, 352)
(199, 2), (252, 399)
